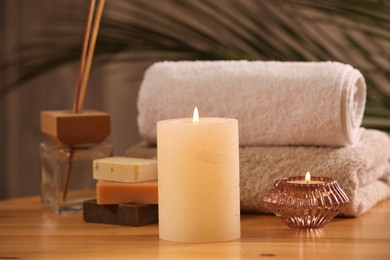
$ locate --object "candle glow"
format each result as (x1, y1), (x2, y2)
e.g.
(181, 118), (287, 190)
(193, 107), (199, 125)
(305, 172), (311, 184)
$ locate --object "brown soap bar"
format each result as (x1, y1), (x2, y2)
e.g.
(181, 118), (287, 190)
(83, 199), (158, 227)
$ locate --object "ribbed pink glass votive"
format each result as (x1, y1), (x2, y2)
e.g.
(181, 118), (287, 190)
(262, 176), (349, 228)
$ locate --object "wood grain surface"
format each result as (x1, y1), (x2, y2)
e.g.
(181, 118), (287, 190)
(0, 197), (389, 259)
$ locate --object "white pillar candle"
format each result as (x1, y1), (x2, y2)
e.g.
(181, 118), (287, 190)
(157, 109), (240, 243)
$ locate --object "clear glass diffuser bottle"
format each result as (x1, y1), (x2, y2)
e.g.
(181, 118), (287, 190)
(40, 141), (112, 214)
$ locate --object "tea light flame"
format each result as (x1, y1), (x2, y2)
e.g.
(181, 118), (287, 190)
(305, 172), (311, 184)
(193, 107), (199, 125)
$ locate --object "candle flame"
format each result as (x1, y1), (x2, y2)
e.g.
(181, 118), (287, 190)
(193, 107), (199, 124)
(305, 172), (311, 184)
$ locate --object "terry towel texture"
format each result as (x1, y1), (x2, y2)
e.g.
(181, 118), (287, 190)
(138, 61), (367, 146)
(125, 130), (390, 217)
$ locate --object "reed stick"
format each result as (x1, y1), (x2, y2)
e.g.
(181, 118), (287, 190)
(72, 0), (96, 114)
(76, 0), (106, 112)
(63, 0), (105, 203)
(62, 147), (75, 202)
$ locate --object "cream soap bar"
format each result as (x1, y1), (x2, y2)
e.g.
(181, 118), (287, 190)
(93, 157), (157, 183)
(96, 180), (158, 205)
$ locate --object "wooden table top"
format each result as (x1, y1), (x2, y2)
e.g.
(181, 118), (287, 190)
(0, 196), (389, 260)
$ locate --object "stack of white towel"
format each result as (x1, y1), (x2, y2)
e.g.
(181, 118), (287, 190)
(130, 61), (390, 217)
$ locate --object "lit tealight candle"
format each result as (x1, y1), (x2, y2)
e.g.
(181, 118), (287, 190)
(287, 172), (325, 185)
(263, 174), (350, 228)
(157, 107), (240, 243)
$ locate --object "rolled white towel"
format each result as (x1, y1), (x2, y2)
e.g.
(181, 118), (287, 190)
(137, 61), (366, 146)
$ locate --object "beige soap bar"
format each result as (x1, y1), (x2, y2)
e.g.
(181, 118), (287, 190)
(93, 157), (157, 183)
(97, 180), (158, 205)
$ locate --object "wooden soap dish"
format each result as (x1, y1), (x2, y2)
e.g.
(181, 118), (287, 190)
(40, 110), (111, 145)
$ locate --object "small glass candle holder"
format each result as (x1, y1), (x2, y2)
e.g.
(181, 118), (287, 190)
(40, 141), (112, 214)
(262, 175), (349, 228)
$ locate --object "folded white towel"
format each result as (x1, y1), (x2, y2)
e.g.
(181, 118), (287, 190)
(125, 130), (390, 217)
(137, 61), (366, 146)
(238, 130), (390, 217)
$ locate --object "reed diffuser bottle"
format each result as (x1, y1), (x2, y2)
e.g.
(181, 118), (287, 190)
(40, 111), (112, 213)
(39, 0), (110, 213)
